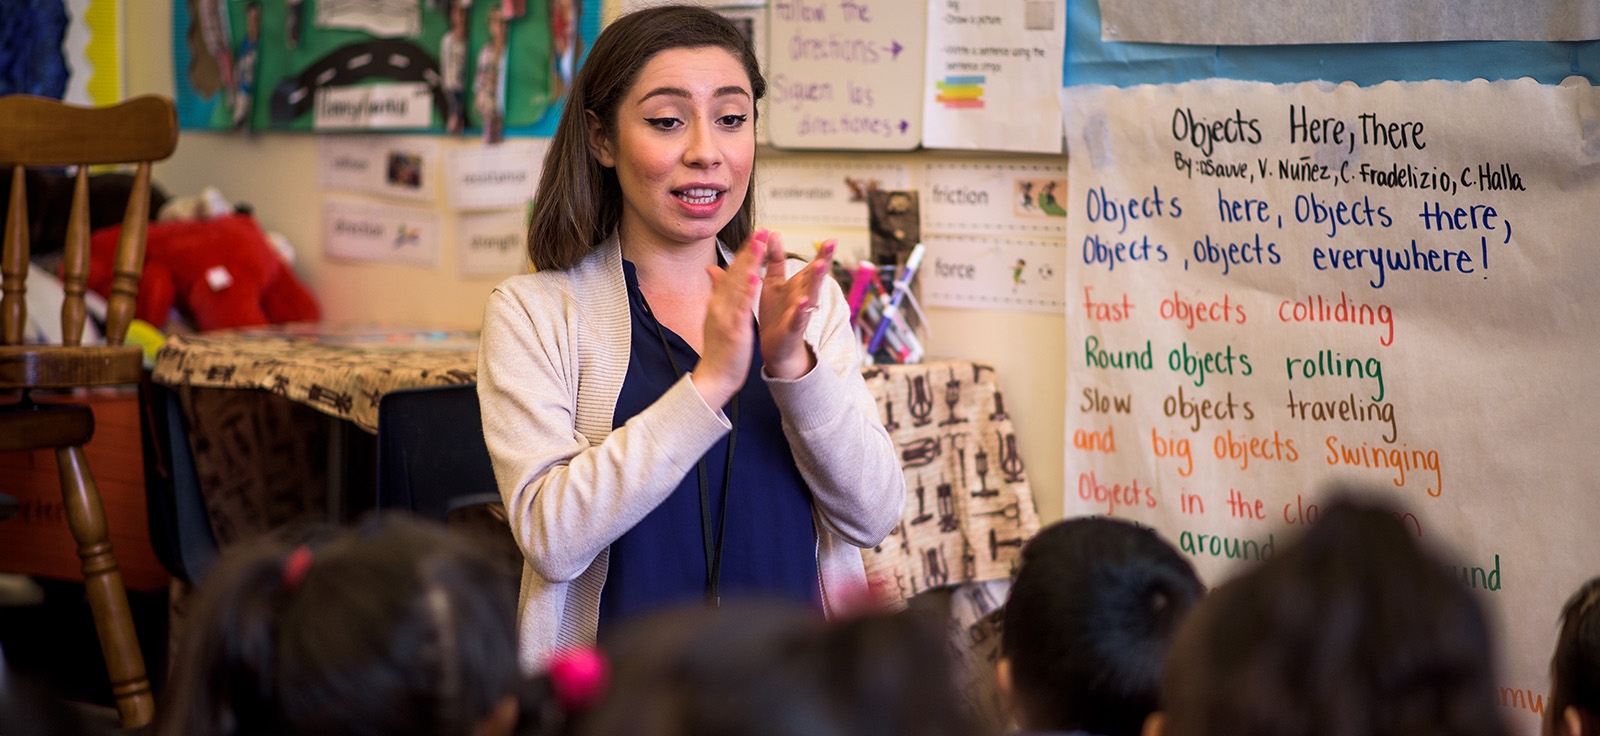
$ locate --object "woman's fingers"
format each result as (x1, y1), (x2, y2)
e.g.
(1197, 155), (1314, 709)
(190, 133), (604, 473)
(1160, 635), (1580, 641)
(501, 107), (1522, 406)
(763, 230), (789, 282)
(693, 262), (756, 407)
(752, 234), (834, 380)
(803, 240), (837, 308)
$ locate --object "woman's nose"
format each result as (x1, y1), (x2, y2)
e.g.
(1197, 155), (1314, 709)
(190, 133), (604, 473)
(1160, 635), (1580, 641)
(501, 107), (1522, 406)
(682, 119), (722, 167)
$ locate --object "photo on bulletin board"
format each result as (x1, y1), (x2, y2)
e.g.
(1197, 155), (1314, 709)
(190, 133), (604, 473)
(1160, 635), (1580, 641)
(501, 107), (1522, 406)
(171, 0), (599, 137)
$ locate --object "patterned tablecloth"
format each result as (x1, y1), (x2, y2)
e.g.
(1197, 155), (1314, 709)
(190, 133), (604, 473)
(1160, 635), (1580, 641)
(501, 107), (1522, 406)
(152, 326), (479, 433)
(152, 327), (1040, 603)
(858, 361), (1041, 606)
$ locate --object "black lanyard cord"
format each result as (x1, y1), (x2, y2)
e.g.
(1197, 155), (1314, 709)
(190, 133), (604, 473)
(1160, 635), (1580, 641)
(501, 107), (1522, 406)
(633, 276), (740, 608)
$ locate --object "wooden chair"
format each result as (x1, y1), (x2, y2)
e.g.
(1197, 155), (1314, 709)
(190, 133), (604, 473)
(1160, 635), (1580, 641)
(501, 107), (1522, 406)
(0, 94), (177, 728)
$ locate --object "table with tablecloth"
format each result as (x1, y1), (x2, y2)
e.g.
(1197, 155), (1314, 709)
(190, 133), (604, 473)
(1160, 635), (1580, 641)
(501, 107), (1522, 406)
(152, 328), (1042, 606)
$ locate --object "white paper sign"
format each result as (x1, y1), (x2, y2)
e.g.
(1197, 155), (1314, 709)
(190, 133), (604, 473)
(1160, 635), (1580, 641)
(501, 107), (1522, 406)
(318, 136), (439, 201)
(314, 83), (434, 130)
(323, 199), (441, 267)
(921, 0), (1066, 152)
(755, 159), (912, 227)
(1063, 77), (1600, 735)
(444, 140), (548, 210)
(620, 0), (755, 10)
(921, 235), (1066, 313)
(457, 210), (529, 276)
(921, 163), (1067, 236)
(766, 0), (925, 150)
(316, 0), (421, 37)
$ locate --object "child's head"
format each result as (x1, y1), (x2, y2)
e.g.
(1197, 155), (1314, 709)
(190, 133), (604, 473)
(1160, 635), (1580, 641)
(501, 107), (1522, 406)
(156, 515), (523, 736)
(1546, 577), (1600, 736)
(579, 602), (977, 736)
(999, 517), (1202, 736)
(1156, 496), (1506, 736)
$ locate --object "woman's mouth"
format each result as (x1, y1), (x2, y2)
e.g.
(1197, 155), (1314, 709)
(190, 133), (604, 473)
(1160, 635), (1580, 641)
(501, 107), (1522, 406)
(674, 187), (723, 205)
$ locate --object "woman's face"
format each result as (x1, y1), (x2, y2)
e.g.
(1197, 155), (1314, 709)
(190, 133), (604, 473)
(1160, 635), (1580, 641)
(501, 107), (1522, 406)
(590, 46), (755, 253)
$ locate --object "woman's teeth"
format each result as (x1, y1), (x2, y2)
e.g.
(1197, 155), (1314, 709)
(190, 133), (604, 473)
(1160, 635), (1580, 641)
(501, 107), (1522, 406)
(675, 188), (719, 204)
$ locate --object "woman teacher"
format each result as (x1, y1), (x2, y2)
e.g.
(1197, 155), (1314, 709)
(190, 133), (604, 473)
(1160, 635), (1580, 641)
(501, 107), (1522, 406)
(478, 5), (906, 671)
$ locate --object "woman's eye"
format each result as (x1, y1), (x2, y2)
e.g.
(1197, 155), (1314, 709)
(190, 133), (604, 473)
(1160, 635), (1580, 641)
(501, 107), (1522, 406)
(718, 114), (749, 128)
(644, 117), (681, 130)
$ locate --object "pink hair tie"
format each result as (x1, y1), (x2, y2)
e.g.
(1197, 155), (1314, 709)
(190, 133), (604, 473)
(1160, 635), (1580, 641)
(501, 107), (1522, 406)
(282, 545), (314, 592)
(547, 647), (608, 711)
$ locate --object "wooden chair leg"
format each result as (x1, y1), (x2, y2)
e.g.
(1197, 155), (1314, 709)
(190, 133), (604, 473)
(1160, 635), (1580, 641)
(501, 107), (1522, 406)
(56, 444), (155, 729)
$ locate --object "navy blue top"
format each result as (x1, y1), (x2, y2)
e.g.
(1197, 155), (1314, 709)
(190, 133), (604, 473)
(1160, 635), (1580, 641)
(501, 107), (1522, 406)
(597, 259), (820, 633)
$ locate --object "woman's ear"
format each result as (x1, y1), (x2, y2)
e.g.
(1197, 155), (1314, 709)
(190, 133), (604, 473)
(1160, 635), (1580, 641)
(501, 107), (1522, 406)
(1142, 712), (1167, 736)
(474, 695), (519, 736)
(586, 110), (615, 168)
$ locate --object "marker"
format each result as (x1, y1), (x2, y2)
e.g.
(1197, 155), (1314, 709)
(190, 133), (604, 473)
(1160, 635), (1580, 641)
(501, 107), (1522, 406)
(847, 261), (879, 320)
(867, 244), (925, 356)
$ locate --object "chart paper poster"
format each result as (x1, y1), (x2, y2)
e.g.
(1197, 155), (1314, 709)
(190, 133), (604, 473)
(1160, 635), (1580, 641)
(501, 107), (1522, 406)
(755, 160), (912, 228)
(457, 210), (529, 276)
(444, 140), (549, 210)
(766, 0), (925, 150)
(921, 236), (1066, 313)
(1063, 77), (1600, 734)
(323, 199), (441, 267)
(318, 136), (440, 201)
(921, 163), (1067, 237)
(921, 0), (1066, 152)
(1099, 0), (1600, 44)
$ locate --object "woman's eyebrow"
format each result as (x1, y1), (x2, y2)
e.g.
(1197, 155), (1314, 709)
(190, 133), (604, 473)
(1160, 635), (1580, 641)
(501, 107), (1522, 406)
(639, 85), (751, 103)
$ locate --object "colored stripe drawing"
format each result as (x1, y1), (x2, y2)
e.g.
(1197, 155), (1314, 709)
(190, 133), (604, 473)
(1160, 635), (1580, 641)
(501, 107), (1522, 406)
(936, 75), (985, 108)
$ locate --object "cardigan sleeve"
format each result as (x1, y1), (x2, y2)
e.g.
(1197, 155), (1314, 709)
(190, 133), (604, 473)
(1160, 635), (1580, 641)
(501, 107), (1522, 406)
(478, 284), (731, 583)
(763, 273), (906, 548)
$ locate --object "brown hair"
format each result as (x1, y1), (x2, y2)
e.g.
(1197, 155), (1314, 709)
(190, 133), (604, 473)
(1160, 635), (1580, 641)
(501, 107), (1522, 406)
(153, 515), (523, 736)
(1160, 493), (1508, 736)
(580, 602), (979, 736)
(527, 5), (766, 271)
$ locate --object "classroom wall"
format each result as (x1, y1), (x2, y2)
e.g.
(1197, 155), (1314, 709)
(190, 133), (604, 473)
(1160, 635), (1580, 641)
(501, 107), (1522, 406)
(123, 1), (1069, 522)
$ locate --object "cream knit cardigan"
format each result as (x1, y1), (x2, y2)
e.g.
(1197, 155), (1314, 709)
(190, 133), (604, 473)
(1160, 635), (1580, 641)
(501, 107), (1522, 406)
(478, 235), (906, 672)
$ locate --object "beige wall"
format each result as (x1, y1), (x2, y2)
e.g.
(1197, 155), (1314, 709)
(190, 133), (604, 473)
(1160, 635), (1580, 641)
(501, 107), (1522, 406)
(124, 2), (1068, 522)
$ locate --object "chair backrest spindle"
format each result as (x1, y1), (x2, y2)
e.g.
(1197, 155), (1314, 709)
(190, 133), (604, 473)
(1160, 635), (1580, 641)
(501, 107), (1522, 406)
(103, 163), (151, 347)
(60, 167), (91, 347)
(2, 165), (28, 346)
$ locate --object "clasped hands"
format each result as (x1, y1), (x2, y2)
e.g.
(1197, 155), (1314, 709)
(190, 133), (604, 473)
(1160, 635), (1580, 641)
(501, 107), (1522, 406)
(690, 229), (836, 408)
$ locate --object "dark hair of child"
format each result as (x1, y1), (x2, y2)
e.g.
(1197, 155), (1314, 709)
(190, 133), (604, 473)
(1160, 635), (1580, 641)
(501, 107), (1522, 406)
(1000, 516), (1203, 736)
(577, 602), (978, 736)
(1158, 495), (1508, 736)
(1548, 577), (1600, 736)
(154, 514), (541, 736)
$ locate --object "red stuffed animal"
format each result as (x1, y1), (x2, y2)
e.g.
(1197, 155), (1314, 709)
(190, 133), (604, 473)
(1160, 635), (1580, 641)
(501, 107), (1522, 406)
(87, 213), (320, 332)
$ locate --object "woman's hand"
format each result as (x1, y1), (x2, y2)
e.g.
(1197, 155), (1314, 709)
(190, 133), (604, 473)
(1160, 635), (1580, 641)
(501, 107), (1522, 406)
(758, 232), (835, 380)
(691, 230), (768, 408)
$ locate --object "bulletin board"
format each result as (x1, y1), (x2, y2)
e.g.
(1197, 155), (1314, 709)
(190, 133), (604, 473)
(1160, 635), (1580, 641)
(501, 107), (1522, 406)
(172, 0), (598, 136)
(1060, 1), (1600, 733)
(0, 0), (123, 104)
